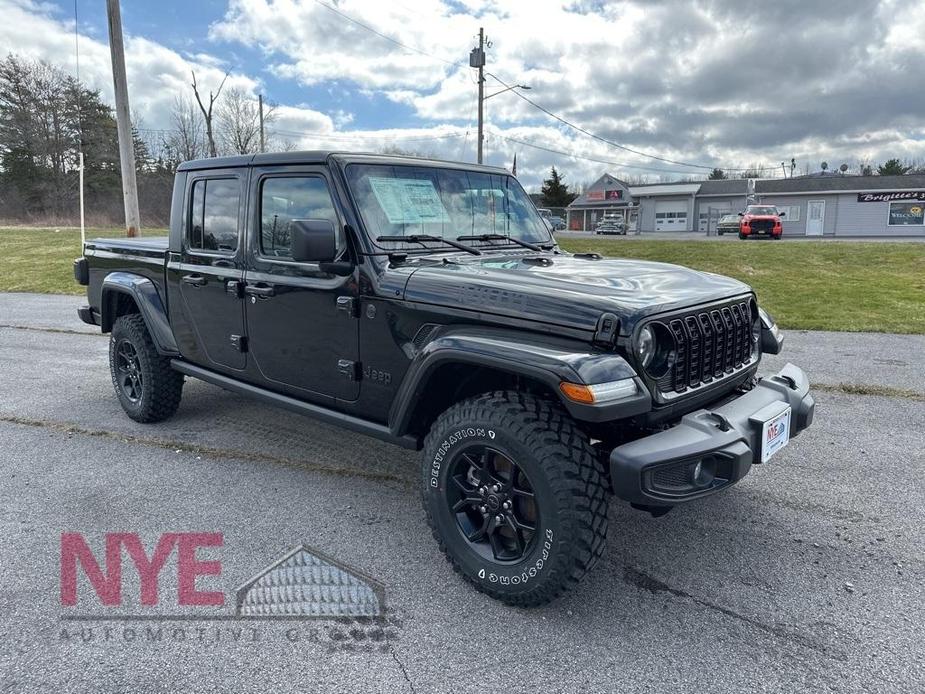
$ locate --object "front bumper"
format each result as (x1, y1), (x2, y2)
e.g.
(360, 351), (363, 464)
(609, 363), (814, 507)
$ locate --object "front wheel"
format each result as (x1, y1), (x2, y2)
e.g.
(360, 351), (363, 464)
(738, 232), (747, 240)
(421, 391), (609, 606)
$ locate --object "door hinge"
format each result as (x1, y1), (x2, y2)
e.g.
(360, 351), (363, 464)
(230, 334), (248, 353)
(336, 296), (358, 318)
(337, 359), (360, 381)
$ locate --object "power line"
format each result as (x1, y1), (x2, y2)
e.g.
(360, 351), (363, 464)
(264, 3), (780, 174)
(486, 72), (778, 173)
(489, 133), (724, 176)
(311, 0), (460, 67)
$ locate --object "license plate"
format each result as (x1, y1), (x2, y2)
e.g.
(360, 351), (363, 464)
(760, 406), (791, 462)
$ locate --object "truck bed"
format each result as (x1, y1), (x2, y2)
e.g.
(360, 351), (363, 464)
(85, 236), (169, 256)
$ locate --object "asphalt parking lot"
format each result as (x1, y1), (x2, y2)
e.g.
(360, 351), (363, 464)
(1, 293), (924, 693)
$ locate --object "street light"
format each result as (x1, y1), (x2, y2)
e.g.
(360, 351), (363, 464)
(478, 84), (530, 164)
(484, 84), (531, 100)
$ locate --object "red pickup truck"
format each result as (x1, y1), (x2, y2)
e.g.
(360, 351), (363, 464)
(738, 205), (784, 240)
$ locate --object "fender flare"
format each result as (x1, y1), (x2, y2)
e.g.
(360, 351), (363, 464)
(389, 327), (651, 436)
(101, 272), (179, 355)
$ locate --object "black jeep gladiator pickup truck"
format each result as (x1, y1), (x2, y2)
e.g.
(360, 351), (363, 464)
(74, 151), (814, 605)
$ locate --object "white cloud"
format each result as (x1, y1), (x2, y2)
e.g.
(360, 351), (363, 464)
(3, 0), (924, 190)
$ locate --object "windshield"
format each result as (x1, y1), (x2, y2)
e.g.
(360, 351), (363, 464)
(747, 206), (777, 215)
(345, 163), (552, 250)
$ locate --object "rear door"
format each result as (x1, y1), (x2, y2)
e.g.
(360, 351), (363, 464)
(242, 166), (359, 402)
(171, 169), (247, 371)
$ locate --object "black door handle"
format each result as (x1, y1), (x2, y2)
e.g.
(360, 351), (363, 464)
(244, 284), (276, 297)
(182, 274), (206, 286)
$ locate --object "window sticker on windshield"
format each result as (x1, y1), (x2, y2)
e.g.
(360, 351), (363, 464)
(368, 177), (450, 225)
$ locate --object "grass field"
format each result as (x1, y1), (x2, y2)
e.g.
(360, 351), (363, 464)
(2, 227), (923, 333)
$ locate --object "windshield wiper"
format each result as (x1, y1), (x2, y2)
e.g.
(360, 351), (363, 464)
(456, 233), (546, 252)
(376, 235), (481, 256)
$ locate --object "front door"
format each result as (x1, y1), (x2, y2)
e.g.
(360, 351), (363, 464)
(243, 167), (359, 402)
(806, 200), (825, 236)
(173, 171), (247, 371)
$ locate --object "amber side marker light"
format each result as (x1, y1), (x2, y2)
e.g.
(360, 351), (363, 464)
(559, 378), (638, 405)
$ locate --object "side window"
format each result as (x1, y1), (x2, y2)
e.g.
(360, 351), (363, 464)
(188, 178), (240, 253)
(260, 176), (340, 259)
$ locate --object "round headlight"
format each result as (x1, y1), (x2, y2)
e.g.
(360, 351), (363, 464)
(636, 325), (656, 368)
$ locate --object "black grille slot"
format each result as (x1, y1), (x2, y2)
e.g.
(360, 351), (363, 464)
(652, 464), (694, 492)
(661, 301), (755, 396)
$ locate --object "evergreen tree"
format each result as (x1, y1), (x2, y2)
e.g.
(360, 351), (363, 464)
(877, 158), (911, 176)
(540, 167), (576, 207)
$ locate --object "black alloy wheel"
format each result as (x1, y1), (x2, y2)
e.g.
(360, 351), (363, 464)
(446, 445), (539, 563)
(115, 339), (144, 403)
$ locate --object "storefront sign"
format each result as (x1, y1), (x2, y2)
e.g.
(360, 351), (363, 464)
(586, 190), (605, 201)
(888, 202), (924, 226)
(857, 191), (925, 203)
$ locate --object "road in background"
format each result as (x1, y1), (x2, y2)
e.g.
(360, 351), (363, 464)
(1, 293), (923, 693)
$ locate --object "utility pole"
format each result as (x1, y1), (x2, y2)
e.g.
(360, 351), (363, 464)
(258, 94), (265, 154)
(471, 28), (486, 164)
(105, 0), (141, 237)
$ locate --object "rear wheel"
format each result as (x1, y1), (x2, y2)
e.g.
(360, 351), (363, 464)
(109, 314), (184, 423)
(421, 391), (609, 606)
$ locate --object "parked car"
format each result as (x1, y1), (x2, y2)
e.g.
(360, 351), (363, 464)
(74, 151), (813, 607)
(716, 214), (740, 235)
(548, 215), (566, 231)
(739, 205), (784, 240)
(595, 219), (627, 235)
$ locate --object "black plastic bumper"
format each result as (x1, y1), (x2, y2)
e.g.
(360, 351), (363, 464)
(77, 305), (99, 326)
(610, 363), (814, 507)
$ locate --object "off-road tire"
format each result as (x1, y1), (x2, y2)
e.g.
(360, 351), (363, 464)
(421, 391), (609, 606)
(109, 314), (184, 423)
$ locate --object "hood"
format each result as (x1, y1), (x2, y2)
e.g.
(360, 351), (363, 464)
(398, 253), (752, 334)
(743, 213), (781, 220)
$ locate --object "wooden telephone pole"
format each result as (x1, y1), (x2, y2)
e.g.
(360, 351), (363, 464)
(105, 0), (141, 237)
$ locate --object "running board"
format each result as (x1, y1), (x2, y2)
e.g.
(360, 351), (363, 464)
(170, 360), (420, 450)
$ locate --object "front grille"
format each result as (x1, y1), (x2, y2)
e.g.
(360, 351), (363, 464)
(749, 219), (774, 233)
(659, 300), (755, 396)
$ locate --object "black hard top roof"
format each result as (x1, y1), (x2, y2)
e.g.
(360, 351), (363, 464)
(176, 150), (510, 175)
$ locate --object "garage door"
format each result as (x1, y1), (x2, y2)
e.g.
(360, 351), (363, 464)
(655, 200), (689, 231)
(699, 206), (732, 231)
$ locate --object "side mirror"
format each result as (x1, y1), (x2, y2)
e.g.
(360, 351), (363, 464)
(291, 219), (337, 263)
(737, 212), (744, 216)
(778, 211), (786, 217)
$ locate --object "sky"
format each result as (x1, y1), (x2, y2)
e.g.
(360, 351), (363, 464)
(4, 0), (925, 190)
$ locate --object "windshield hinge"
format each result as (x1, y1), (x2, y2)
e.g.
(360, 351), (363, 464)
(593, 313), (619, 347)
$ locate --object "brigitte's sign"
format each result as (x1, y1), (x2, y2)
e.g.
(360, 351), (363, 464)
(857, 191), (925, 203)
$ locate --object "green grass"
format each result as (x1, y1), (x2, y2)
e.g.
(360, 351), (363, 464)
(2, 227), (923, 333)
(558, 237), (925, 334)
(0, 227), (166, 295)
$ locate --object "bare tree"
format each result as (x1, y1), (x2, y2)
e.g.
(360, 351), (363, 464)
(164, 95), (205, 163)
(216, 87), (276, 155)
(190, 70), (228, 158)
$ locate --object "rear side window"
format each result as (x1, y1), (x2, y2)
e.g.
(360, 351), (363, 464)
(259, 176), (340, 258)
(188, 178), (240, 253)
